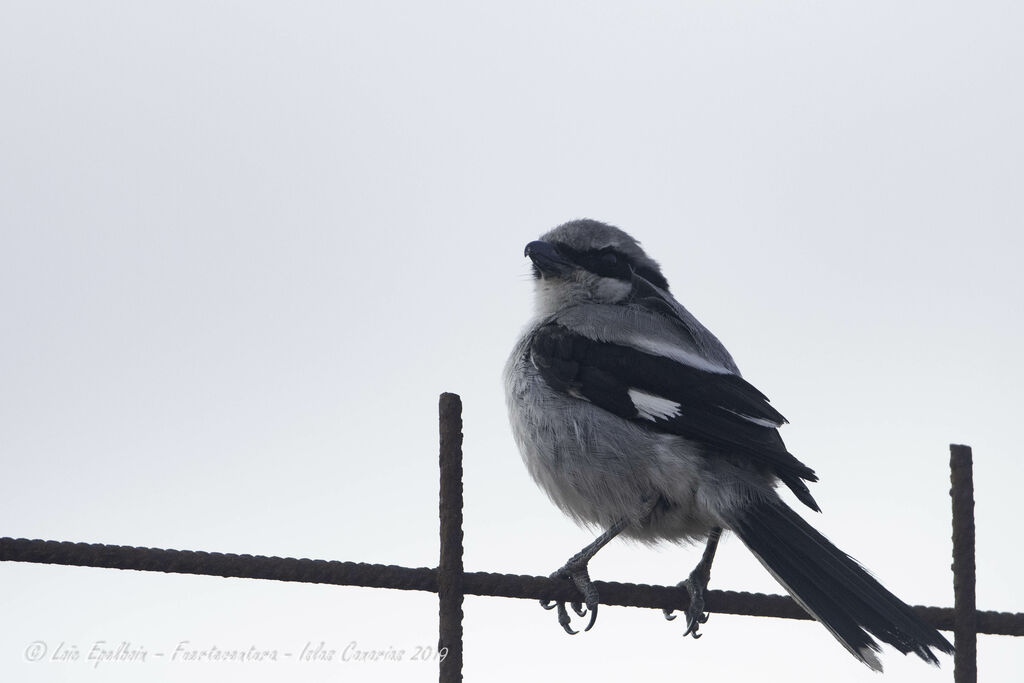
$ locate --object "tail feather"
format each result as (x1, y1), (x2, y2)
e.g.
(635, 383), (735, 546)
(729, 499), (953, 670)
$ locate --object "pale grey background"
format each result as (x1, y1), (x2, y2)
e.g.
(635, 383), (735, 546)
(1, 2), (1021, 681)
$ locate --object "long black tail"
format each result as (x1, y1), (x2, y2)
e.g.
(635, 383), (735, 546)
(729, 499), (953, 671)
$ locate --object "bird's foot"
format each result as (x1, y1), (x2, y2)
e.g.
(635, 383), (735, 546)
(662, 569), (711, 639)
(540, 557), (601, 635)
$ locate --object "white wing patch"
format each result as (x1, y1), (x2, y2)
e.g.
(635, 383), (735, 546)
(626, 336), (734, 374)
(628, 389), (681, 421)
(721, 407), (782, 428)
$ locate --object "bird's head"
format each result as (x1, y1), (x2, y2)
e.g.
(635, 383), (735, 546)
(524, 219), (669, 316)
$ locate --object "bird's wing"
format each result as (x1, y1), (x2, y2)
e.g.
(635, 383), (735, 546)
(530, 319), (820, 511)
(552, 270), (746, 377)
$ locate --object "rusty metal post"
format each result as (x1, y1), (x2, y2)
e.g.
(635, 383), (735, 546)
(438, 393), (465, 682)
(950, 444), (977, 683)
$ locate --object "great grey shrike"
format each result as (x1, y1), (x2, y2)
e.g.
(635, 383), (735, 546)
(503, 219), (953, 671)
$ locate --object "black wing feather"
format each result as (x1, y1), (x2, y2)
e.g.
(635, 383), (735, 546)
(531, 323), (820, 510)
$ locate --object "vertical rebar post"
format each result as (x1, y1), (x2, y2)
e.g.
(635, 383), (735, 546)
(950, 444), (977, 683)
(438, 393), (465, 682)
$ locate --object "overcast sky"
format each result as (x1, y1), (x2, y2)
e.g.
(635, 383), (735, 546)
(1, 2), (1021, 682)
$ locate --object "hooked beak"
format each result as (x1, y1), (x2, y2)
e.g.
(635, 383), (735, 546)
(524, 240), (574, 277)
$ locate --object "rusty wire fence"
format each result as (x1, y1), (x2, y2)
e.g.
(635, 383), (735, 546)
(2, 393), (1022, 682)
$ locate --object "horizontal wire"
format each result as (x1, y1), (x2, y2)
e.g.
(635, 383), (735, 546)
(2, 537), (1021, 636)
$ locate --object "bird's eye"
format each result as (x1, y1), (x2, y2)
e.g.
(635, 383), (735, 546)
(588, 249), (631, 278)
(581, 249), (626, 278)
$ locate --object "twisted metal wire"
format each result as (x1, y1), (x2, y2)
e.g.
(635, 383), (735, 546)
(951, 444), (978, 682)
(2, 536), (1021, 636)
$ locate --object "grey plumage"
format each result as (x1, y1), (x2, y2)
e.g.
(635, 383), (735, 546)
(506, 220), (776, 542)
(504, 218), (953, 670)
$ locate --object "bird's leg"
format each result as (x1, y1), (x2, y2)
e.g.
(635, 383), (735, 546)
(541, 518), (628, 634)
(664, 527), (722, 639)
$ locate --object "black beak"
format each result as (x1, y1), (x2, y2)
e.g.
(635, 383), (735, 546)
(524, 240), (573, 276)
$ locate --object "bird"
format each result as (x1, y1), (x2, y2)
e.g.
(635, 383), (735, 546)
(503, 218), (953, 671)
